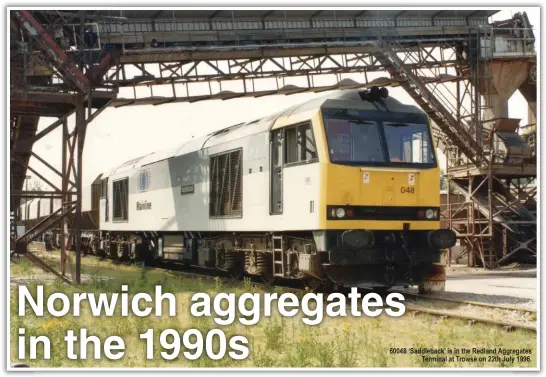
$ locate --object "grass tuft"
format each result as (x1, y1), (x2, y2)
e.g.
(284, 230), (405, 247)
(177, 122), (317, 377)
(9, 251), (537, 368)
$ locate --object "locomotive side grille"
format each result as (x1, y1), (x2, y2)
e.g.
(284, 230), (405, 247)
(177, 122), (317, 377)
(113, 178), (129, 221)
(209, 148), (243, 218)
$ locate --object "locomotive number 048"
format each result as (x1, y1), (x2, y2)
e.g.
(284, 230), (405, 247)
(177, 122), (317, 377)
(400, 187), (415, 194)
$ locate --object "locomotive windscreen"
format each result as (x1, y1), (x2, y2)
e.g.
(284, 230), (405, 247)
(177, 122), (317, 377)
(322, 108), (437, 167)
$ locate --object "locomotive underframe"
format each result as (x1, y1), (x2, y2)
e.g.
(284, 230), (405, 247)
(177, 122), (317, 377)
(43, 228), (444, 289)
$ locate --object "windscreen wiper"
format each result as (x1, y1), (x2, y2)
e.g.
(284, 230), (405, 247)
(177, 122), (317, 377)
(386, 123), (409, 128)
(347, 119), (375, 125)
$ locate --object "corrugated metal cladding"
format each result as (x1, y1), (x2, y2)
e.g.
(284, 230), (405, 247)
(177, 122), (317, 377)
(89, 10), (499, 20)
(98, 16), (491, 34)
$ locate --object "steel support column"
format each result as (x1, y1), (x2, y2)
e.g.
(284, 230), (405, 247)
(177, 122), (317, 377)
(74, 101), (85, 284)
(11, 94), (113, 283)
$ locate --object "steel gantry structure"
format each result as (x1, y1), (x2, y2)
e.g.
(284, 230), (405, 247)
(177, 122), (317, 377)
(10, 9), (537, 282)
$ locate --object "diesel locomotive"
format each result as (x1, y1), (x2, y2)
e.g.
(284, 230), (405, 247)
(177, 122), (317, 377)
(20, 87), (456, 292)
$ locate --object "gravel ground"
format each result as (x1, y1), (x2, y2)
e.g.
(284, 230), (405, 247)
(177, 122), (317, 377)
(445, 264), (536, 309)
(399, 264), (537, 310)
(10, 274), (112, 287)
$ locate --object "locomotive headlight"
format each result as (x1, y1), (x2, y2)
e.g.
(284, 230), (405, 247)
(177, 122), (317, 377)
(425, 209), (434, 219)
(336, 208), (346, 218)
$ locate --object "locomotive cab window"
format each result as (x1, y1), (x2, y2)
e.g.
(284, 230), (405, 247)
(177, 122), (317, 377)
(112, 178), (129, 222)
(324, 118), (383, 163)
(284, 122), (318, 165)
(209, 149), (243, 218)
(384, 122), (436, 164)
(322, 108), (437, 167)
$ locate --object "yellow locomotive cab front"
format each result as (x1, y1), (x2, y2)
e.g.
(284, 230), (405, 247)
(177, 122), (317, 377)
(311, 89), (456, 290)
(321, 164), (441, 231)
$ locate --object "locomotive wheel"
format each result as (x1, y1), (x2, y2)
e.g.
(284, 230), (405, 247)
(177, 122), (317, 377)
(245, 252), (257, 274)
(303, 278), (323, 293)
(245, 251), (268, 275)
(109, 242), (118, 259)
(229, 265), (245, 280)
(223, 251), (243, 279)
(260, 273), (275, 286)
(227, 255), (245, 279)
(117, 243), (124, 260)
(121, 243), (132, 262)
(135, 242), (146, 263)
(128, 243), (136, 261)
(90, 239), (98, 255)
(245, 251), (273, 284)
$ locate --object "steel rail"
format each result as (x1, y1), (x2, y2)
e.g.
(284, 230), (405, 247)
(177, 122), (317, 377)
(394, 290), (537, 314)
(404, 304), (536, 332)
(159, 265), (538, 332)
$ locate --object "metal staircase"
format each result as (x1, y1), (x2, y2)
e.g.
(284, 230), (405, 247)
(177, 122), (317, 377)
(15, 205), (73, 245)
(376, 24), (536, 268)
(374, 42), (484, 165)
(10, 116), (41, 210)
(449, 178), (536, 266)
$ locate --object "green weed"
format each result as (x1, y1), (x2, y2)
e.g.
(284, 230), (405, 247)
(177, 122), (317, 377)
(263, 318), (285, 351)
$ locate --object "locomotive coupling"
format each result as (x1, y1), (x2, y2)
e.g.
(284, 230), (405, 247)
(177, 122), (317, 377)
(341, 229), (375, 249)
(427, 229), (457, 249)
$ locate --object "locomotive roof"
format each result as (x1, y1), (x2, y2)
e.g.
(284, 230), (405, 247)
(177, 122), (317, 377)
(106, 89), (423, 175)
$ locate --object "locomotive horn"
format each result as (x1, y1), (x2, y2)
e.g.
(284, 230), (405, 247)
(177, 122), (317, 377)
(358, 86), (389, 102)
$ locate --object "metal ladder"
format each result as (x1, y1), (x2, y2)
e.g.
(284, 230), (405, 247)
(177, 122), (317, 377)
(374, 46), (483, 165)
(271, 234), (285, 277)
(480, 237), (497, 269)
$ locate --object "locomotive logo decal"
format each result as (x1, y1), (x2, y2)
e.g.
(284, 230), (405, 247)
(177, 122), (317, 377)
(181, 184), (195, 195)
(408, 173), (416, 186)
(138, 170), (150, 192)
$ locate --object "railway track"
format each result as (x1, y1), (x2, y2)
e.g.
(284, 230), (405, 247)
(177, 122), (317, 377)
(391, 290), (537, 332)
(131, 259), (538, 332)
(23, 250), (538, 332)
(403, 304), (537, 331)
(397, 290), (537, 314)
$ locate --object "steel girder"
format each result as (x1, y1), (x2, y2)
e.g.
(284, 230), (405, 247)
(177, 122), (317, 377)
(102, 42), (468, 106)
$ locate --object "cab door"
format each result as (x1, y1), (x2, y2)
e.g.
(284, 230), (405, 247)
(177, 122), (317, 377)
(104, 178), (109, 222)
(270, 129), (283, 215)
